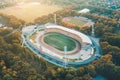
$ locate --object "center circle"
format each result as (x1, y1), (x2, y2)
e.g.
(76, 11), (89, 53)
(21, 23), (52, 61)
(43, 32), (76, 51)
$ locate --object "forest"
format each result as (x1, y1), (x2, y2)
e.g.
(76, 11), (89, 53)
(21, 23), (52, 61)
(0, 0), (120, 80)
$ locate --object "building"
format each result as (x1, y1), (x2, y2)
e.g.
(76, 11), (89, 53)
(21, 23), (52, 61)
(78, 8), (90, 14)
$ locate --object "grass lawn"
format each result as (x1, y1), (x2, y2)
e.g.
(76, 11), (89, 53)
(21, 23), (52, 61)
(44, 33), (76, 51)
(0, 2), (61, 23)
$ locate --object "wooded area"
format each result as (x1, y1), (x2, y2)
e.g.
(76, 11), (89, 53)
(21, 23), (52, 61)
(0, 0), (120, 80)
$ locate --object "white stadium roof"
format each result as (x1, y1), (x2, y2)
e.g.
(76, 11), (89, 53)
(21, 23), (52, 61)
(46, 25), (92, 44)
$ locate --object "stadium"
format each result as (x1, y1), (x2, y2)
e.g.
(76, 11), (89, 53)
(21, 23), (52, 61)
(22, 23), (101, 68)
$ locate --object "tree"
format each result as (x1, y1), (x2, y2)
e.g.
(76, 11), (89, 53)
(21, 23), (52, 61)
(77, 67), (86, 76)
(65, 73), (74, 80)
(87, 65), (97, 77)
(8, 19), (22, 29)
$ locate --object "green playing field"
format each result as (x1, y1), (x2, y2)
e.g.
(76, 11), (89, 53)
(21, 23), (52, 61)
(44, 32), (76, 51)
(68, 18), (86, 27)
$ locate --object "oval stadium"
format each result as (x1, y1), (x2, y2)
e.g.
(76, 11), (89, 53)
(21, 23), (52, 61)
(22, 23), (101, 68)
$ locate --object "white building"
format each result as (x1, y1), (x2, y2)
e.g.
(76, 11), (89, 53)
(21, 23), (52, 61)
(0, 23), (3, 28)
(78, 8), (90, 14)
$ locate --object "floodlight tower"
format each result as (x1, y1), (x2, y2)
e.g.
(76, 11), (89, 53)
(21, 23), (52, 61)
(21, 34), (25, 47)
(91, 23), (95, 37)
(36, 24), (39, 33)
(21, 24), (27, 47)
(43, 23), (47, 33)
(21, 29), (25, 47)
(54, 14), (57, 24)
(64, 46), (67, 68)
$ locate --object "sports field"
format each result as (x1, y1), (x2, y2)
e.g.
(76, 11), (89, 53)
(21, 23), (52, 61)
(68, 18), (86, 27)
(44, 33), (76, 51)
(0, 2), (61, 23)
(63, 17), (87, 27)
